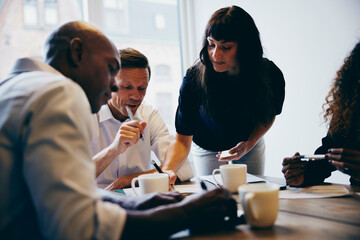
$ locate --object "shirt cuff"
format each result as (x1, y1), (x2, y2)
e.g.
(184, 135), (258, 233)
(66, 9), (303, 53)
(175, 159), (194, 182)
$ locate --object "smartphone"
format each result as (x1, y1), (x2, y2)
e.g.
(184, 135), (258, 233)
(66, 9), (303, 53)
(299, 154), (327, 161)
(220, 150), (237, 158)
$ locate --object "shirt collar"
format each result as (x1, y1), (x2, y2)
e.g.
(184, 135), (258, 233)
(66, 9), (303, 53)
(10, 58), (61, 76)
(98, 104), (115, 123)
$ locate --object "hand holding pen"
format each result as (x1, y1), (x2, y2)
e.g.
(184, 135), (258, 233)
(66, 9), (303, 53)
(151, 160), (176, 191)
(107, 119), (146, 158)
(126, 106), (144, 141)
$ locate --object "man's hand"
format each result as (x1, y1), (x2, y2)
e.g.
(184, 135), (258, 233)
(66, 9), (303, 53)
(105, 175), (131, 191)
(109, 120), (146, 155)
(282, 152), (306, 186)
(119, 191), (184, 210)
(121, 187), (238, 240)
(93, 120), (147, 178)
(181, 188), (238, 231)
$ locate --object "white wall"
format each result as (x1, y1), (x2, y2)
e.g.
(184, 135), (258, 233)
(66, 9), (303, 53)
(180, 0), (360, 183)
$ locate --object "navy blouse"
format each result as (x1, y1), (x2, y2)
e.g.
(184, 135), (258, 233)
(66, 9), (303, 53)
(175, 58), (285, 151)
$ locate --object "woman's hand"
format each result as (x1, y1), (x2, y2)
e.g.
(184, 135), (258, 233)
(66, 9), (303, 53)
(216, 140), (255, 161)
(327, 148), (360, 182)
(163, 170), (177, 190)
(282, 152), (306, 186)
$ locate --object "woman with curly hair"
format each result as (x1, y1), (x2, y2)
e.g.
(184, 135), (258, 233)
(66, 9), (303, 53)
(282, 41), (360, 186)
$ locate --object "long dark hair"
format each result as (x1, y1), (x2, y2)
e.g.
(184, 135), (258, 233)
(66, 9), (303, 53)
(323, 41), (360, 144)
(194, 5), (275, 126)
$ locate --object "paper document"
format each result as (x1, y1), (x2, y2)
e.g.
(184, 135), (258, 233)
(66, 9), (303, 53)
(173, 184), (202, 194)
(200, 173), (267, 186)
(279, 184), (350, 199)
(122, 184), (200, 196)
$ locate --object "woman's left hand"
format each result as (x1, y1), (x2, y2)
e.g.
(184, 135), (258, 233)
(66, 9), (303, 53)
(217, 141), (255, 161)
(327, 148), (360, 182)
(163, 170), (177, 189)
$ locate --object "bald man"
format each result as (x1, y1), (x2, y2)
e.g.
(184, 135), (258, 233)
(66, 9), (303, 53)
(0, 21), (237, 239)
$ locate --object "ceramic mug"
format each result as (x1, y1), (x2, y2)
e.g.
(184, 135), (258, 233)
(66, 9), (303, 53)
(238, 183), (280, 227)
(131, 173), (169, 195)
(212, 164), (247, 192)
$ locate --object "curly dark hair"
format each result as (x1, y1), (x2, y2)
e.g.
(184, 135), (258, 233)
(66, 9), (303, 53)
(323, 41), (360, 143)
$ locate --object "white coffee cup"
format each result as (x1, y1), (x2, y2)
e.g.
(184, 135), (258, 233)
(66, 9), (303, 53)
(131, 173), (169, 196)
(212, 164), (247, 192)
(238, 183), (279, 227)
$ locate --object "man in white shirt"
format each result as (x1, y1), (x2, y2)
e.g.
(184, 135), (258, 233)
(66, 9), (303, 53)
(0, 21), (237, 239)
(91, 48), (193, 190)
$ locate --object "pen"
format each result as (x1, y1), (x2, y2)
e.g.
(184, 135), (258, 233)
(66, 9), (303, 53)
(248, 180), (286, 190)
(151, 160), (176, 191)
(125, 106), (144, 141)
(200, 179), (207, 191)
(248, 181), (266, 184)
(204, 179), (221, 188)
(299, 154), (327, 161)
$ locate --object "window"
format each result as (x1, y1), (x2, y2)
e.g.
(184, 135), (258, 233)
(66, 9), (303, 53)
(0, 0), (6, 10)
(1, 0), (181, 133)
(90, 0), (181, 132)
(0, 0), (81, 79)
(154, 64), (171, 81)
(103, 0), (129, 34)
(23, 0), (38, 26)
(154, 14), (165, 29)
(22, 0), (58, 28)
(156, 93), (173, 132)
(44, 0), (58, 26)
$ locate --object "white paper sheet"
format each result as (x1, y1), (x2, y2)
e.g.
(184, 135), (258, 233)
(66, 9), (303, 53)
(279, 185), (350, 199)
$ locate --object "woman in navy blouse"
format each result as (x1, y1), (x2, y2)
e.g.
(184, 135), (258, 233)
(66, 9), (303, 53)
(163, 5), (285, 177)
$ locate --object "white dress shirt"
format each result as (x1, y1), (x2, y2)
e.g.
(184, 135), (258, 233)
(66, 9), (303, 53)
(91, 103), (194, 186)
(0, 58), (126, 240)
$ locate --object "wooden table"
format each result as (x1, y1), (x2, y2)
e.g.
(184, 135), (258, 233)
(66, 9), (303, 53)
(170, 176), (360, 240)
